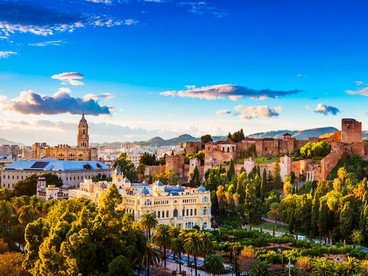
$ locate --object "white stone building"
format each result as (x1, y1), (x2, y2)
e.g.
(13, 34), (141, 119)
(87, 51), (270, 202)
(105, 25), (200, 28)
(1, 159), (110, 190)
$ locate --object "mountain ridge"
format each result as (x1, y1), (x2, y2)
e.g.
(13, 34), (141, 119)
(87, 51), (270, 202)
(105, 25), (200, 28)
(90, 126), (345, 147)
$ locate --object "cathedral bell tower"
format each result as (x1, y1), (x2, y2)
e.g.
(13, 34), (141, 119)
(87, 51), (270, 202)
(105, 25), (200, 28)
(77, 112), (89, 148)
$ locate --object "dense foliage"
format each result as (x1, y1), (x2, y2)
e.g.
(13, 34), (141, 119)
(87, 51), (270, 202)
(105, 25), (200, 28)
(294, 141), (331, 159)
(13, 173), (63, 197)
(113, 152), (137, 181)
(23, 184), (146, 275)
(228, 129), (245, 143)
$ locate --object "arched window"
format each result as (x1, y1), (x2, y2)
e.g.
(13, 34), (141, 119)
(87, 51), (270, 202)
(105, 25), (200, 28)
(173, 208), (178, 217)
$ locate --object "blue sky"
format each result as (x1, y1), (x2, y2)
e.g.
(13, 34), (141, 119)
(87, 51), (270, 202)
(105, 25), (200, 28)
(0, 0), (368, 145)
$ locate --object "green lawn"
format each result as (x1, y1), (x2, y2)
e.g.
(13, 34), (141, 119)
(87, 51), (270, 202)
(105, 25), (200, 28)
(253, 221), (289, 234)
(254, 156), (280, 164)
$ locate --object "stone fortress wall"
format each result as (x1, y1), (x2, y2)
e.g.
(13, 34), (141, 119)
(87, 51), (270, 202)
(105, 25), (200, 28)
(165, 118), (368, 183)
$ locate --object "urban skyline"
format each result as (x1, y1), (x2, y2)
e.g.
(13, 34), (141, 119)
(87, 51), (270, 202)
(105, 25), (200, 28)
(1, 0), (368, 145)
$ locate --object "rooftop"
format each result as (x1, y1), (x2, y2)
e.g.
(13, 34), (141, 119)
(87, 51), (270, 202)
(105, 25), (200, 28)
(4, 159), (109, 172)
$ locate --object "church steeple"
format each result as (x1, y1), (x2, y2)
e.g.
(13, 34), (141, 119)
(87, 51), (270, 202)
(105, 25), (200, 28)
(77, 113), (89, 148)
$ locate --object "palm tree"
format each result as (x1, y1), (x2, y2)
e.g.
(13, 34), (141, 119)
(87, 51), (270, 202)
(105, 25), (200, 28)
(172, 237), (185, 274)
(152, 224), (171, 268)
(178, 229), (193, 267)
(200, 231), (214, 258)
(141, 242), (160, 276)
(17, 205), (36, 226)
(184, 231), (203, 276)
(204, 254), (225, 276)
(168, 226), (180, 255)
(267, 202), (281, 236)
(140, 212), (158, 240)
(0, 200), (14, 231)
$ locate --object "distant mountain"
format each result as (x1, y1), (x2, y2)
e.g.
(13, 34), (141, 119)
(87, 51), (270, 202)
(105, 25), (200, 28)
(0, 138), (22, 146)
(363, 131), (368, 139)
(248, 127), (338, 140)
(91, 127), (343, 148)
(91, 134), (227, 148)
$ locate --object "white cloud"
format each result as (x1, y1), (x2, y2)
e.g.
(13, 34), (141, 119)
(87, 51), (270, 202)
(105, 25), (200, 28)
(234, 105), (282, 120)
(0, 89), (111, 115)
(124, 19), (139, 26)
(0, 17), (135, 38)
(0, 51), (17, 58)
(314, 103), (340, 116)
(346, 87), (368, 96)
(83, 93), (114, 101)
(28, 40), (63, 47)
(355, 80), (364, 86)
(160, 84), (299, 101)
(51, 72), (85, 86)
(216, 109), (231, 116)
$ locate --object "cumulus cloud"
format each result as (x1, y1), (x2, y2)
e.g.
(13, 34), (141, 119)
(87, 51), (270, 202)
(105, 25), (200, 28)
(234, 105), (282, 120)
(314, 103), (340, 116)
(28, 40), (63, 47)
(0, 2), (136, 37)
(0, 90), (111, 116)
(51, 72), (85, 86)
(216, 109), (231, 116)
(160, 84), (299, 101)
(0, 51), (17, 58)
(83, 93), (114, 101)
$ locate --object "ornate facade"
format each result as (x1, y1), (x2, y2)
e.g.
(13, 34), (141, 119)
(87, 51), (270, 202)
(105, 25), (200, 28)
(32, 113), (98, 161)
(69, 167), (212, 229)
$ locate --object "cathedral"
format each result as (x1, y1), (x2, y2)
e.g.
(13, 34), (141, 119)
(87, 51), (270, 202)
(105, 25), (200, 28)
(32, 114), (98, 161)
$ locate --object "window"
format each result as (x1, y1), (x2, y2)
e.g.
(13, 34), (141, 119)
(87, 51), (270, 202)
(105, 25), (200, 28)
(166, 210), (169, 217)
(194, 209), (197, 216)
(173, 208), (178, 217)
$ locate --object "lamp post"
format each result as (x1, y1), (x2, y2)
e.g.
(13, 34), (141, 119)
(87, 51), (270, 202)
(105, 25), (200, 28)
(286, 257), (294, 276)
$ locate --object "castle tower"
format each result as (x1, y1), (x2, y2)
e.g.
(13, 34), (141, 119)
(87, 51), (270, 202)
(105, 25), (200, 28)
(280, 155), (291, 181)
(77, 112), (89, 148)
(341, 118), (362, 143)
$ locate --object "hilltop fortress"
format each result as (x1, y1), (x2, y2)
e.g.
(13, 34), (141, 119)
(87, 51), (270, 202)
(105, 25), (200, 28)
(164, 118), (367, 182)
